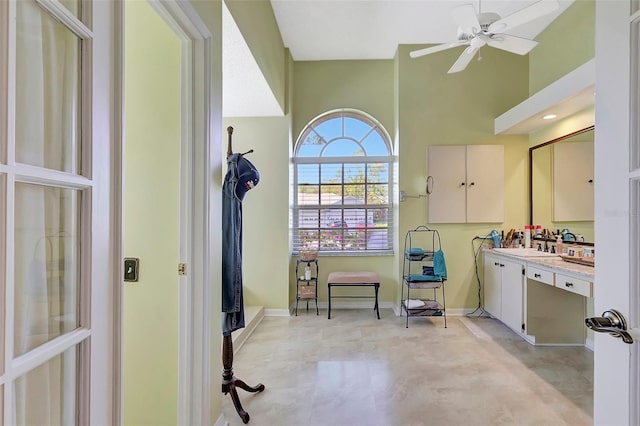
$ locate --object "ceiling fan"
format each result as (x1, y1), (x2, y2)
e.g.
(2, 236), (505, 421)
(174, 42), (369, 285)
(410, 0), (560, 73)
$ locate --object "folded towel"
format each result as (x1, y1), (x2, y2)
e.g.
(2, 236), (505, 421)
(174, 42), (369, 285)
(424, 300), (439, 309)
(406, 248), (425, 255)
(407, 274), (442, 282)
(404, 299), (425, 309)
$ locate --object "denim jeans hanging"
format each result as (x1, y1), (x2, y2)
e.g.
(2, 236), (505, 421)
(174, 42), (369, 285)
(222, 153), (245, 336)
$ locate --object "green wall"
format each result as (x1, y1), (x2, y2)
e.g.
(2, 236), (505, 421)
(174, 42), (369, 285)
(123, 2), (180, 424)
(529, 0), (595, 94)
(292, 60), (395, 139)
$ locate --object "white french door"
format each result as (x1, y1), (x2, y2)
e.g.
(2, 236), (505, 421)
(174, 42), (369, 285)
(1, 0), (116, 424)
(592, 1), (640, 424)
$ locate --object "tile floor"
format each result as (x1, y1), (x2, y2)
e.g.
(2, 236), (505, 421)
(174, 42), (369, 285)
(221, 309), (593, 426)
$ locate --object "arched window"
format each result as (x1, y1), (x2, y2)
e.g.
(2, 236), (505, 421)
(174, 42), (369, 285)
(293, 109), (394, 254)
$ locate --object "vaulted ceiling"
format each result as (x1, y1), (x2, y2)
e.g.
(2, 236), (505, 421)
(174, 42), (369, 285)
(223, 0), (575, 117)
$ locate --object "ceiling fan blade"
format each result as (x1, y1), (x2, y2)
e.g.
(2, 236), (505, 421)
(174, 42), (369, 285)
(487, 34), (539, 55)
(410, 41), (467, 58)
(451, 4), (481, 34)
(448, 46), (479, 74)
(488, 0), (560, 34)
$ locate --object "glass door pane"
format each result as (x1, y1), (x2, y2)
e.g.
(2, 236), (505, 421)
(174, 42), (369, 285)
(13, 183), (80, 356)
(13, 346), (78, 426)
(14, 0), (81, 174)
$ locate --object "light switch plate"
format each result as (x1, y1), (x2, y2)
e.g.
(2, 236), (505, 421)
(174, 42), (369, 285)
(124, 257), (139, 282)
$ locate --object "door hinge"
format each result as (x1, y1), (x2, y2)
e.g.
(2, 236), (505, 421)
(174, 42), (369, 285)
(178, 263), (186, 276)
(522, 267), (525, 275)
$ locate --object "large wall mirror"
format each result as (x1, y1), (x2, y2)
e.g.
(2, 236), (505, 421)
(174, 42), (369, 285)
(529, 125), (595, 243)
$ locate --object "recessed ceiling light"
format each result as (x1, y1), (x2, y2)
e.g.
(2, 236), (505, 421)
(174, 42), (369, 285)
(543, 114), (557, 120)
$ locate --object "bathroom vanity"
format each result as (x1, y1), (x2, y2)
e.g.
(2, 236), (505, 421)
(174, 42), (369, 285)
(483, 248), (594, 348)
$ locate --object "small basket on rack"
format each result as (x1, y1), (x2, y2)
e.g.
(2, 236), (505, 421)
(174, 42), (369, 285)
(299, 250), (318, 262)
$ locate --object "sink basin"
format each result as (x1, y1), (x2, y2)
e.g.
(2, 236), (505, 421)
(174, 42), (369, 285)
(493, 247), (559, 257)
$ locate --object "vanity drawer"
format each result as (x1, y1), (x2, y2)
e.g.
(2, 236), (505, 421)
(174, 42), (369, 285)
(555, 273), (592, 297)
(527, 266), (554, 286)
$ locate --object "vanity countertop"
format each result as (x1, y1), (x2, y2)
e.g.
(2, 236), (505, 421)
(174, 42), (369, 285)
(487, 248), (595, 281)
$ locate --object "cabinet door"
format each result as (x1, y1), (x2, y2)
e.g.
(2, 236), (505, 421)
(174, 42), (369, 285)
(427, 145), (466, 223)
(467, 145), (504, 223)
(500, 259), (524, 334)
(483, 254), (502, 319)
(553, 141), (594, 221)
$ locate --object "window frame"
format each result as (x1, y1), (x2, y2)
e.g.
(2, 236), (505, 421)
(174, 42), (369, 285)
(292, 109), (394, 256)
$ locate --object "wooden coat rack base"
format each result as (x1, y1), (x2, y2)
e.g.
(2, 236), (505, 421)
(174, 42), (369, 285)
(222, 335), (265, 424)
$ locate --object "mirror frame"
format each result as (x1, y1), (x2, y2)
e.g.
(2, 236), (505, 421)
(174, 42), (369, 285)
(528, 125), (595, 241)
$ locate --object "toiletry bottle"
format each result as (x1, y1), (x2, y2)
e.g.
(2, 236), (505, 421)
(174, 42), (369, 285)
(304, 264), (311, 280)
(490, 230), (501, 248)
(556, 234), (563, 255)
(524, 225), (532, 248)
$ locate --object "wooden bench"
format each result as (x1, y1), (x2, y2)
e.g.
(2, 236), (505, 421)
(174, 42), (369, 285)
(327, 271), (380, 320)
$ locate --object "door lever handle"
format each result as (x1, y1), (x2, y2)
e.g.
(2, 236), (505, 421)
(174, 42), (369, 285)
(585, 309), (634, 344)
(588, 327), (634, 344)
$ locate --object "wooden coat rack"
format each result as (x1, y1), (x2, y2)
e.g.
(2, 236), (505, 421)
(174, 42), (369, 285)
(222, 126), (265, 424)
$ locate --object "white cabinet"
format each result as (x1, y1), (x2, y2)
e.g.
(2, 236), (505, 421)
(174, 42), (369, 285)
(483, 253), (524, 334)
(485, 250), (594, 346)
(500, 260), (525, 334)
(483, 253), (502, 319)
(553, 141), (594, 221)
(427, 145), (504, 223)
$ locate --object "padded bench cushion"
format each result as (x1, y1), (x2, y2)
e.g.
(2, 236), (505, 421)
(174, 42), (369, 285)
(328, 271), (379, 284)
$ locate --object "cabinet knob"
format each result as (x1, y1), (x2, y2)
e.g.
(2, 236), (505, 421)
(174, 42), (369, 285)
(565, 281), (574, 288)
(534, 273), (541, 278)
(469, 182), (475, 187)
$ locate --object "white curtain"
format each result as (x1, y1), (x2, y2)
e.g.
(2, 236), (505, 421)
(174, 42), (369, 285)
(12, 0), (79, 424)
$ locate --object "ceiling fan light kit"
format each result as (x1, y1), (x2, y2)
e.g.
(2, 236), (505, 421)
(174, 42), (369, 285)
(410, 0), (560, 74)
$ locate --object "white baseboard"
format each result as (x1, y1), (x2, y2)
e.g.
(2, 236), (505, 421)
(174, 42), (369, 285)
(585, 337), (594, 351)
(230, 306), (264, 354)
(264, 308), (291, 317)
